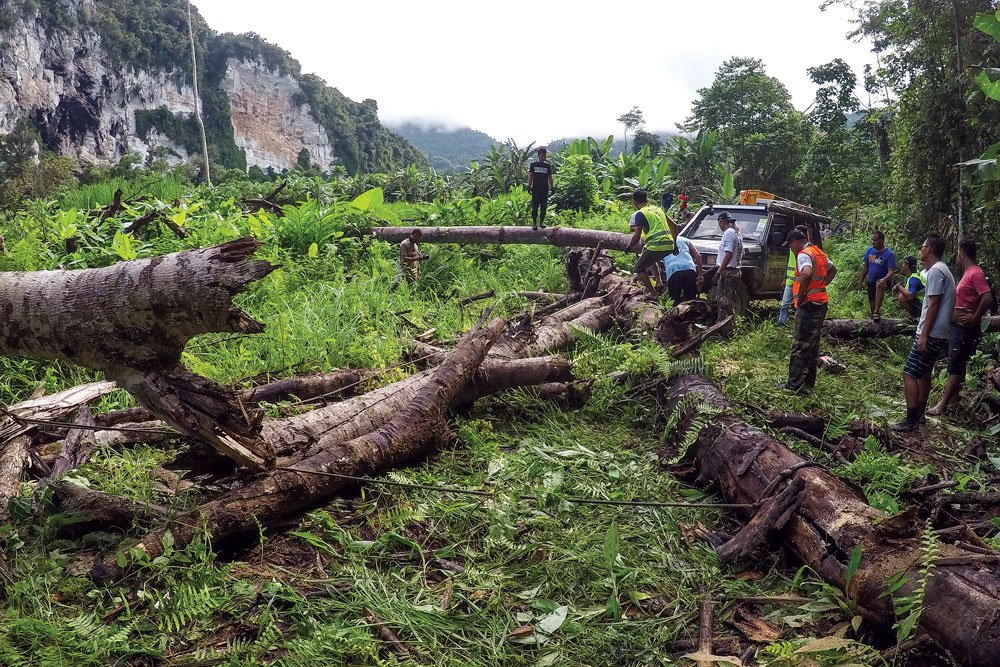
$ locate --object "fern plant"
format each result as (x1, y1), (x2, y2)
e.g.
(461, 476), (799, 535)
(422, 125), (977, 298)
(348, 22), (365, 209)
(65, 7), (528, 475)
(884, 520), (940, 644)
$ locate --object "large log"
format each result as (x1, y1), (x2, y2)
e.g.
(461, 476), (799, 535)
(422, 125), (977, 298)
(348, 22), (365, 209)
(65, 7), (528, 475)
(94, 317), (508, 579)
(0, 239), (274, 470)
(823, 315), (1000, 340)
(663, 374), (1000, 667)
(371, 225), (633, 251)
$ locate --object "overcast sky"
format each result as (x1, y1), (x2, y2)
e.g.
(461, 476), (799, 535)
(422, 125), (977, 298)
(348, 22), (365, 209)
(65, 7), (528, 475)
(192, 0), (876, 145)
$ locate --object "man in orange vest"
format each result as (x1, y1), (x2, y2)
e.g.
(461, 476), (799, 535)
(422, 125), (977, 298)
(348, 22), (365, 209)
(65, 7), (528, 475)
(781, 229), (837, 393)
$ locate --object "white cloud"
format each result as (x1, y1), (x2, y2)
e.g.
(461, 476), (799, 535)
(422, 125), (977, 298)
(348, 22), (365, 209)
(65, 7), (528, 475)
(193, 0), (875, 143)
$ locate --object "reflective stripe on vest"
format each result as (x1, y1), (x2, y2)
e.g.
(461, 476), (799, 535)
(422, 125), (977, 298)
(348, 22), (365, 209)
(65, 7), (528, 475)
(785, 251), (796, 287)
(792, 245), (829, 305)
(640, 205), (675, 252)
(913, 272), (926, 290)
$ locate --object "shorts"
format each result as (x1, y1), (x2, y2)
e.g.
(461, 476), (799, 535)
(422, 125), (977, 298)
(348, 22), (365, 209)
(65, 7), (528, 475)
(947, 323), (980, 379)
(634, 248), (670, 273)
(903, 335), (948, 379)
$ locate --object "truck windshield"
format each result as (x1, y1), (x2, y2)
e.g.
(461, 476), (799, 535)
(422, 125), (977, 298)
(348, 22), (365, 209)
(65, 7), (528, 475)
(685, 210), (767, 243)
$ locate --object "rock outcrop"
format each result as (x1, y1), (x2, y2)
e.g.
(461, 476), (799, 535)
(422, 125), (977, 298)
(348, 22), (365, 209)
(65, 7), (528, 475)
(0, 0), (422, 173)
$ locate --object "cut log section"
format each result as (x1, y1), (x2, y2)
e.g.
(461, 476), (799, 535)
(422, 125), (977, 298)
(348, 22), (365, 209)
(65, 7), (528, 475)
(0, 239), (275, 470)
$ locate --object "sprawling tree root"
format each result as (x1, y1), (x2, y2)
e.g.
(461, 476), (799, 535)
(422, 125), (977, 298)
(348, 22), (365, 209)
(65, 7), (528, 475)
(0, 239), (275, 469)
(662, 374), (1000, 667)
(93, 318), (507, 581)
(370, 225), (632, 251)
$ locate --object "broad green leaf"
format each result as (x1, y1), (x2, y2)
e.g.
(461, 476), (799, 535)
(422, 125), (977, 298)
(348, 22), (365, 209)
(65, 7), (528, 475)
(976, 70), (1000, 102)
(603, 525), (620, 570)
(722, 172), (735, 200)
(535, 605), (568, 635)
(974, 12), (1000, 42)
(307, 242), (319, 258)
(895, 609), (921, 643)
(112, 231), (137, 261)
(844, 543), (863, 592)
(351, 187), (384, 211)
(605, 593), (621, 618)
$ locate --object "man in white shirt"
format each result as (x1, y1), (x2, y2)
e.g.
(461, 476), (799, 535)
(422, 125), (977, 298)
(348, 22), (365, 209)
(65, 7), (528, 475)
(714, 212), (744, 333)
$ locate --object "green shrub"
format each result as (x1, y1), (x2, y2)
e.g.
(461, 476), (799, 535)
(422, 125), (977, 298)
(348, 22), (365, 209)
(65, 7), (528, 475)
(552, 154), (598, 212)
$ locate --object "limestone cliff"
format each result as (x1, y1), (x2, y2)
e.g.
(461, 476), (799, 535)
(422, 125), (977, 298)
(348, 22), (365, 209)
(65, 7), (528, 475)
(0, 0), (423, 173)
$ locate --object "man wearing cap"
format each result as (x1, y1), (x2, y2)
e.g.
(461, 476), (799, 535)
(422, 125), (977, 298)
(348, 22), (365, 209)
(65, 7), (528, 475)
(714, 212), (744, 330)
(893, 255), (925, 319)
(778, 224), (810, 326)
(782, 229), (837, 393)
(625, 189), (677, 297)
(527, 147), (555, 230)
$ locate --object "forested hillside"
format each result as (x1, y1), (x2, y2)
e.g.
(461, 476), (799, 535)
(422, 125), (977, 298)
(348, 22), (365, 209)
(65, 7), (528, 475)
(392, 122), (498, 173)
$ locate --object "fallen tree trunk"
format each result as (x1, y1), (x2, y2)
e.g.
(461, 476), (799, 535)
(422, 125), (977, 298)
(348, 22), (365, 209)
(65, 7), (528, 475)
(0, 239), (275, 470)
(95, 317), (508, 579)
(823, 316), (1000, 340)
(370, 225), (632, 251)
(663, 374), (1000, 666)
(264, 355), (573, 458)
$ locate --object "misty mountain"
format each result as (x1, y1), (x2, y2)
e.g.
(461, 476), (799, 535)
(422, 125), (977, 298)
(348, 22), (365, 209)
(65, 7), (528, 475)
(391, 122), (499, 173)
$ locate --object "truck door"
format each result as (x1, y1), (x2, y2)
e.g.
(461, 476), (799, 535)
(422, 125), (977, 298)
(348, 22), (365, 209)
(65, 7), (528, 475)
(765, 214), (793, 294)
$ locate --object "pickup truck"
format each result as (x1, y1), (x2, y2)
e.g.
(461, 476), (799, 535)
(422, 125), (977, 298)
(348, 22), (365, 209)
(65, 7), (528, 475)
(678, 200), (831, 314)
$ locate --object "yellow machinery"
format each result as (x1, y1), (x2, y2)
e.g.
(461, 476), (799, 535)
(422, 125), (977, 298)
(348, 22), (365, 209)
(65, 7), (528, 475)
(738, 189), (778, 205)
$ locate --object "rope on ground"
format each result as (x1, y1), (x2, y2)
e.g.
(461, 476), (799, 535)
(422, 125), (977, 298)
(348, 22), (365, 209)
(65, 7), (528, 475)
(273, 466), (753, 510)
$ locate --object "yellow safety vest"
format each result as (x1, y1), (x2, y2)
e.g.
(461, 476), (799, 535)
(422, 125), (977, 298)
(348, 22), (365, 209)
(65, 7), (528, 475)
(640, 205), (675, 253)
(785, 251), (796, 287)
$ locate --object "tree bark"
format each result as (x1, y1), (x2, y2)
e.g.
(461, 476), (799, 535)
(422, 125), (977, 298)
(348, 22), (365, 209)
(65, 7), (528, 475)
(0, 239), (274, 470)
(823, 316), (1000, 339)
(0, 436), (30, 522)
(263, 355), (573, 458)
(662, 374), (1000, 667)
(94, 317), (508, 579)
(370, 226), (632, 251)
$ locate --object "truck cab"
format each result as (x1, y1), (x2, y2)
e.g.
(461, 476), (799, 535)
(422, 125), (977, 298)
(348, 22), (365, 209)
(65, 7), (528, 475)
(678, 195), (830, 310)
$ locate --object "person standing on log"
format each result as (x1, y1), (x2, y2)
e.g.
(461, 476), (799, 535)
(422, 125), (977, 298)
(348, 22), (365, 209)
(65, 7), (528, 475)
(892, 235), (954, 431)
(392, 229), (428, 288)
(714, 212), (744, 331)
(927, 239), (994, 416)
(778, 224), (810, 326)
(893, 255), (924, 319)
(782, 229), (837, 393)
(626, 189), (677, 297)
(527, 147), (555, 230)
(862, 229), (896, 322)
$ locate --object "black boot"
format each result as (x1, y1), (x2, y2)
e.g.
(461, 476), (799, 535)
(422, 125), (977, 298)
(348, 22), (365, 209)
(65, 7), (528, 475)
(891, 407), (919, 432)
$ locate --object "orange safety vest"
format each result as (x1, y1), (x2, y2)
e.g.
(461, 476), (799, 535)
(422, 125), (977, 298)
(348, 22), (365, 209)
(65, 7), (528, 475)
(792, 244), (829, 305)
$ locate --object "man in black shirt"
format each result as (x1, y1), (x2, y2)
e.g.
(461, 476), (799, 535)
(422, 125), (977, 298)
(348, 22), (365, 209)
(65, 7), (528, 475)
(527, 146), (554, 230)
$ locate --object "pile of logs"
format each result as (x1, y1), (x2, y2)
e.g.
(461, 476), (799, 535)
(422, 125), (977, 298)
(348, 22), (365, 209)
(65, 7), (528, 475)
(1, 233), (999, 664)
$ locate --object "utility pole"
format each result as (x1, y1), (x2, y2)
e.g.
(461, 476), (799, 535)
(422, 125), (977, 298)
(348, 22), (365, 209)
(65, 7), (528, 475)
(188, 0), (211, 187)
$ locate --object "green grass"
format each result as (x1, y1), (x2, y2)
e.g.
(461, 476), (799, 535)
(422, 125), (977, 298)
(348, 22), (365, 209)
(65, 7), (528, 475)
(0, 181), (993, 665)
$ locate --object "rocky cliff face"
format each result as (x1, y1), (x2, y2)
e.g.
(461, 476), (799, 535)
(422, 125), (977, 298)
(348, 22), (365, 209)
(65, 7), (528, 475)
(0, 0), (421, 173)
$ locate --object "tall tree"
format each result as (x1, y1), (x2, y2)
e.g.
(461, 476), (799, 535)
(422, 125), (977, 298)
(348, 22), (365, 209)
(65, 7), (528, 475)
(616, 106), (645, 154)
(683, 57), (813, 196)
(826, 0), (1000, 239)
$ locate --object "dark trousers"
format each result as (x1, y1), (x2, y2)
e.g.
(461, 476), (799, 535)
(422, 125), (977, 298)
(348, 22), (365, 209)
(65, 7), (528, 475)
(667, 269), (697, 303)
(531, 193), (548, 225)
(787, 301), (828, 390)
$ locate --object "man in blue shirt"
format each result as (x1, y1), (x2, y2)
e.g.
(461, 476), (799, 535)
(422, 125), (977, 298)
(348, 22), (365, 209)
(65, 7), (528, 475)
(662, 236), (703, 303)
(863, 229), (895, 321)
